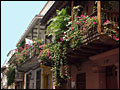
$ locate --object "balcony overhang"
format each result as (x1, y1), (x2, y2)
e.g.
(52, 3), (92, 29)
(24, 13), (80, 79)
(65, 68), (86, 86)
(67, 34), (119, 65)
(17, 56), (40, 72)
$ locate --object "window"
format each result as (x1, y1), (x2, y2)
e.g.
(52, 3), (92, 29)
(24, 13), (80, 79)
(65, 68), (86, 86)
(36, 69), (41, 89)
(46, 75), (49, 89)
(26, 74), (30, 89)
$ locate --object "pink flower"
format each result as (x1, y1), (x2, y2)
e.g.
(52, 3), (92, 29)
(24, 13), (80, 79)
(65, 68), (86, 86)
(79, 21), (81, 23)
(60, 38), (64, 41)
(42, 44), (46, 47)
(20, 47), (23, 51)
(38, 60), (41, 62)
(81, 15), (84, 17)
(72, 27), (74, 30)
(25, 47), (28, 49)
(75, 16), (79, 19)
(93, 22), (95, 24)
(83, 16), (86, 19)
(15, 49), (17, 51)
(83, 28), (86, 31)
(89, 22), (91, 24)
(106, 20), (109, 23)
(39, 45), (42, 48)
(49, 56), (51, 59)
(113, 36), (119, 41)
(76, 22), (79, 24)
(83, 21), (85, 23)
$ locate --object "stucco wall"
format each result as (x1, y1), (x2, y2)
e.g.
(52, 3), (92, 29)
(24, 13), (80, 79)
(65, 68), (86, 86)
(79, 61), (99, 89)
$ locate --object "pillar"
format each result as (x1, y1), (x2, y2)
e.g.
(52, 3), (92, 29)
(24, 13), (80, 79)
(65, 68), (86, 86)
(97, 1), (101, 34)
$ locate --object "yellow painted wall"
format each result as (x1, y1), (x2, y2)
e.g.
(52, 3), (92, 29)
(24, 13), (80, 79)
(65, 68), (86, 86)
(40, 64), (52, 89)
(23, 64), (52, 89)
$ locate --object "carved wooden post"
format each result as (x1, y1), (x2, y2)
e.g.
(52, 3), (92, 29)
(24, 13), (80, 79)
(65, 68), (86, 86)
(97, 1), (101, 34)
(71, 1), (74, 22)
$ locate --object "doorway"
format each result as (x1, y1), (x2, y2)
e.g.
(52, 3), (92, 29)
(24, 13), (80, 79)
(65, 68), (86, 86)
(106, 65), (117, 89)
(76, 73), (86, 89)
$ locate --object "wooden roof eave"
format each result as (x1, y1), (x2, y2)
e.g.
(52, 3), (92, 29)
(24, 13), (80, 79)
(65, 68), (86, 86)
(40, 1), (69, 25)
(16, 15), (43, 46)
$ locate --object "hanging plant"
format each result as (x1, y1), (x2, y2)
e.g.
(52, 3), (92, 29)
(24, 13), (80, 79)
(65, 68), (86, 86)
(11, 5), (119, 87)
(5, 67), (15, 86)
(102, 20), (119, 41)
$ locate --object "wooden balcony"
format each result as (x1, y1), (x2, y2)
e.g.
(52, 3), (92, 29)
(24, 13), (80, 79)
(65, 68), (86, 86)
(15, 72), (24, 82)
(67, 9), (119, 64)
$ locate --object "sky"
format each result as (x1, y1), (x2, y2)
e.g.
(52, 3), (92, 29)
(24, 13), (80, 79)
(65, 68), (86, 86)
(1, 1), (47, 66)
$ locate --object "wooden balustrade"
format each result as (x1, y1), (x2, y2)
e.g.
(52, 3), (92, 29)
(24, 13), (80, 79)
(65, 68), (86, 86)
(81, 9), (119, 45)
(101, 9), (119, 24)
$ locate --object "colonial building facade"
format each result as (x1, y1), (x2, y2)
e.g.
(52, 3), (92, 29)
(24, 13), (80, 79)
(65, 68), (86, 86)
(2, 1), (119, 89)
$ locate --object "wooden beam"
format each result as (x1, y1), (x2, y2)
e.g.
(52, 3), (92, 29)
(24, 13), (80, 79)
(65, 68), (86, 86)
(82, 44), (107, 50)
(31, 29), (33, 39)
(71, 1), (74, 22)
(58, 1), (68, 10)
(78, 48), (98, 54)
(68, 55), (88, 60)
(97, 1), (101, 34)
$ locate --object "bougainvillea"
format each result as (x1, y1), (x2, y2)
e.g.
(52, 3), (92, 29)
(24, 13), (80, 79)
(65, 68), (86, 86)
(102, 20), (119, 41)
(12, 5), (119, 86)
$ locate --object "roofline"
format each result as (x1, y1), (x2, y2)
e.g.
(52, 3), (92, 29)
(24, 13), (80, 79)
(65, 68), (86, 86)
(16, 1), (56, 46)
(39, 1), (49, 15)
(39, 1), (55, 16)
(16, 15), (43, 46)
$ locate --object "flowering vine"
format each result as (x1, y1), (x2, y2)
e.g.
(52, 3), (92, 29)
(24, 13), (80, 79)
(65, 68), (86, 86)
(12, 5), (119, 86)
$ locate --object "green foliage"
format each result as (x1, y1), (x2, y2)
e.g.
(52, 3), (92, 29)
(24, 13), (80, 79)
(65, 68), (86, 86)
(46, 7), (71, 42)
(5, 67), (15, 86)
(102, 20), (119, 41)
(12, 5), (119, 87)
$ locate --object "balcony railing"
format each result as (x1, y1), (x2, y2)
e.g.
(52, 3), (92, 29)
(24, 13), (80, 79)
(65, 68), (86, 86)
(15, 72), (24, 82)
(102, 10), (119, 24)
(82, 9), (119, 44)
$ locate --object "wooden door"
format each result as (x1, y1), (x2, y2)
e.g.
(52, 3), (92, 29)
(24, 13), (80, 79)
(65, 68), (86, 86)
(76, 73), (86, 89)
